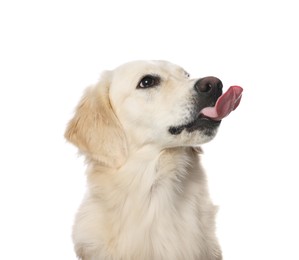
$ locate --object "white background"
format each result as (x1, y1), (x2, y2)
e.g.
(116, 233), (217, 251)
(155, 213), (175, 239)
(1, 0), (298, 259)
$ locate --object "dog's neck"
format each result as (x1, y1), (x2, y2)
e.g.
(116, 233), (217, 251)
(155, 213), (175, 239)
(87, 146), (203, 202)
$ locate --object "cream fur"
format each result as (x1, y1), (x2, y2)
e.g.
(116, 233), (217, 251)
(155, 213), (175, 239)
(65, 60), (222, 260)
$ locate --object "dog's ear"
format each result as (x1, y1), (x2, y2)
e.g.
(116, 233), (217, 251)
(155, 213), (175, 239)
(65, 72), (127, 167)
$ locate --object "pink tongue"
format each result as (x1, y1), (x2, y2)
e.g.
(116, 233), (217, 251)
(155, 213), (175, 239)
(200, 86), (243, 121)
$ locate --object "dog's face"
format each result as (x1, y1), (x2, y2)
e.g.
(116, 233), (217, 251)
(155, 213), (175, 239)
(65, 60), (223, 166)
(109, 60), (222, 148)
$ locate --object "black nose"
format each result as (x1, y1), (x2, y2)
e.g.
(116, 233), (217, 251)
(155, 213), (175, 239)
(194, 76), (223, 94)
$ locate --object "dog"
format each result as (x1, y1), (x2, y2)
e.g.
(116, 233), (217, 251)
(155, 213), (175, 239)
(65, 60), (242, 260)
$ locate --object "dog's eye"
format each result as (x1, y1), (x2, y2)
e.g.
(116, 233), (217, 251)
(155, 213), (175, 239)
(137, 75), (160, 89)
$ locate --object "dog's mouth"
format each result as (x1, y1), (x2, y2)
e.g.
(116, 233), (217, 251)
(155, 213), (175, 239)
(168, 114), (221, 135)
(169, 86), (243, 135)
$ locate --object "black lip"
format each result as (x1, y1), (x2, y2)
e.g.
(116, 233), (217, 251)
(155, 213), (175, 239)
(186, 116), (221, 132)
(169, 116), (221, 135)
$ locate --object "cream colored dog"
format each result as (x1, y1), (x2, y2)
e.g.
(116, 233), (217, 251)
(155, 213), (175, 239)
(65, 60), (242, 260)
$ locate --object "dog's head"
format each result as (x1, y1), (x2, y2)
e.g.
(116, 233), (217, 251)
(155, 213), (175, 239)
(65, 60), (240, 167)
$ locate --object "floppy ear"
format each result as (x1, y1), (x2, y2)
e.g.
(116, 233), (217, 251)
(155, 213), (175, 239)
(65, 72), (127, 168)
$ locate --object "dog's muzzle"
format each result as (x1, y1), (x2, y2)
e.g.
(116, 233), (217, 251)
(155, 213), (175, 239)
(168, 76), (243, 136)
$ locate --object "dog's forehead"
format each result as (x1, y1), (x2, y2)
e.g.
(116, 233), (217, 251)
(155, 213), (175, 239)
(113, 60), (187, 80)
(108, 60), (189, 106)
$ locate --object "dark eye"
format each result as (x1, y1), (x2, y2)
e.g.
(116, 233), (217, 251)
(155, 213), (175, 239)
(137, 75), (160, 89)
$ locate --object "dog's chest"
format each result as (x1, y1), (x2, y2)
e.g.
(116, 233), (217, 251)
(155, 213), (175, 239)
(108, 187), (204, 260)
(103, 150), (208, 259)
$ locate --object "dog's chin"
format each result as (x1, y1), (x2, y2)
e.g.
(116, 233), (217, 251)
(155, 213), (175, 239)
(168, 116), (221, 137)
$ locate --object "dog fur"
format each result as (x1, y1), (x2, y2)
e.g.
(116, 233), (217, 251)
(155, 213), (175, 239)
(65, 60), (222, 260)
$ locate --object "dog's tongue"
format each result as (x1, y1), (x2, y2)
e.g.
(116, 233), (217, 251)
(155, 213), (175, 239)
(200, 86), (243, 121)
